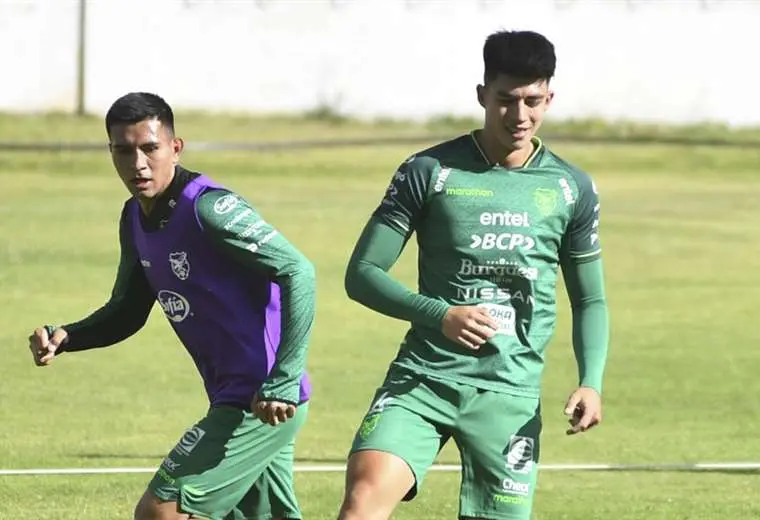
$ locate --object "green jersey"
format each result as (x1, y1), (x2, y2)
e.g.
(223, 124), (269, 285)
(368, 133), (603, 397)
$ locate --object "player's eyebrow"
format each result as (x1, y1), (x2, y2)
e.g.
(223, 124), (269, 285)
(495, 91), (526, 99)
(111, 140), (159, 151)
(495, 91), (544, 101)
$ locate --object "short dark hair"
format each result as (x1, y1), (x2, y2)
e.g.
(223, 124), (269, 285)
(483, 30), (556, 84)
(105, 92), (175, 137)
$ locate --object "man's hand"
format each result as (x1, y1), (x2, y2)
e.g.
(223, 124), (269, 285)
(28, 327), (67, 367)
(563, 387), (602, 435)
(251, 394), (297, 426)
(442, 306), (498, 350)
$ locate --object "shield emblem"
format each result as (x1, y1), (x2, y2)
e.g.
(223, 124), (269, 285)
(169, 251), (190, 281)
(533, 188), (557, 217)
(359, 414), (381, 440)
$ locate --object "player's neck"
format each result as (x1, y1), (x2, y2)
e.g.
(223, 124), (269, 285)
(500, 146), (533, 169)
(137, 169), (177, 216)
(476, 130), (534, 169)
(138, 197), (158, 216)
(137, 185), (169, 216)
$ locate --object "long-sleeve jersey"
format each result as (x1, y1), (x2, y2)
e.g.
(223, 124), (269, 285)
(345, 133), (609, 396)
(52, 167), (315, 405)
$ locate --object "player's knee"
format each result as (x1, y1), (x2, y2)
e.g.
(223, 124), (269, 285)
(133, 491), (185, 520)
(339, 452), (414, 520)
(339, 470), (398, 520)
(341, 477), (377, 510)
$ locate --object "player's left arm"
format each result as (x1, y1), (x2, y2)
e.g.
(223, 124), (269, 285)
(559, 171), (609, 434)
(196, 189), (316, 406)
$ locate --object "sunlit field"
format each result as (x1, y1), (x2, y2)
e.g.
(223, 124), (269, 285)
(1, 115), (759, 519)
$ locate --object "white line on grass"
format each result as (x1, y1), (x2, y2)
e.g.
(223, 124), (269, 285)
(1, 462), (760, 476)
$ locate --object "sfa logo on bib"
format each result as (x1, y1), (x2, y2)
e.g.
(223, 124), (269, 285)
(157, 290), (191, 323)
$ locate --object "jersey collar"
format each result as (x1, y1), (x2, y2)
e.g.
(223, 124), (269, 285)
(139, 166), (197, 231)
(469, 131), (543, 168)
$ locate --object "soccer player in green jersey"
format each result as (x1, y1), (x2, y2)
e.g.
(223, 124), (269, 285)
(337, 30), (610, 520)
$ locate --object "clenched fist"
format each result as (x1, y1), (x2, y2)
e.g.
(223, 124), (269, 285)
(442, 306), (498, 350)
(28, 327), (67, 366)
(251, 394), (297, 426)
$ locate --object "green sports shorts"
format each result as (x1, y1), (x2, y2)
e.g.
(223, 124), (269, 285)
(350, 367), (541, 520)
(148, 402), (308, 520)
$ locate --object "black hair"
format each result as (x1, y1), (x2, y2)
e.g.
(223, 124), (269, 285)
(483, 30), (556, 84)
(105, 92), (175, 137)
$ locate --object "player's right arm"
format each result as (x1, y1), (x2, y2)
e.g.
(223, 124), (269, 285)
(344, 156), (497, 349)
(29, 205), (155, 366)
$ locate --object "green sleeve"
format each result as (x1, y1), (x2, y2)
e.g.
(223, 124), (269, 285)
(345, 153), (451, 327)
(559, 170), (609, 394)
(560, 258), (609, 394)
(55, 204), (155, 352)
(369, 154), (432, 236)
(563, 168), (602, 263)
(196, 189), (316, 404)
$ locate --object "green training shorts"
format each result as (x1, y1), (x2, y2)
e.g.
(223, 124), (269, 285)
(149, 402), (308, 520)
(350, 367), (541, 520)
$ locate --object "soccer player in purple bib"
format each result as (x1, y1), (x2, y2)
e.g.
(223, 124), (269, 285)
(338, 31), (610, 520)
(28, 92), (315, 520)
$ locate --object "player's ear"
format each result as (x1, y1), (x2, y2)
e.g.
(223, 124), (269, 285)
(476, 84), (486, 108)
(545, 90), (555, 108)
(172, 137), (184, 162)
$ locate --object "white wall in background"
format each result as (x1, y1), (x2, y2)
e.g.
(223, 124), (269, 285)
(1, 0), (756, 126)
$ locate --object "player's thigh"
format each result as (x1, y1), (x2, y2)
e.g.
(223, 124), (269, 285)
(455, 391), (541, 520)
(147, 403), (308, 519)
(348, 367), (456, 501)
(227, 440), (301, 520)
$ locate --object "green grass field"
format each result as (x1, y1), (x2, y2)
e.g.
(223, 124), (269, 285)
(1, 115), (759, 519)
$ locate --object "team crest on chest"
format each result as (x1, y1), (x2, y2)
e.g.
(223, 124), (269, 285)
(169, 251), (190, 280)
(533, 188), (558, 217)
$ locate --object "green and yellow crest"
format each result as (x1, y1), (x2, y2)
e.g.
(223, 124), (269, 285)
(358, 414), (381, 440)
(533, 188), (557, 216)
